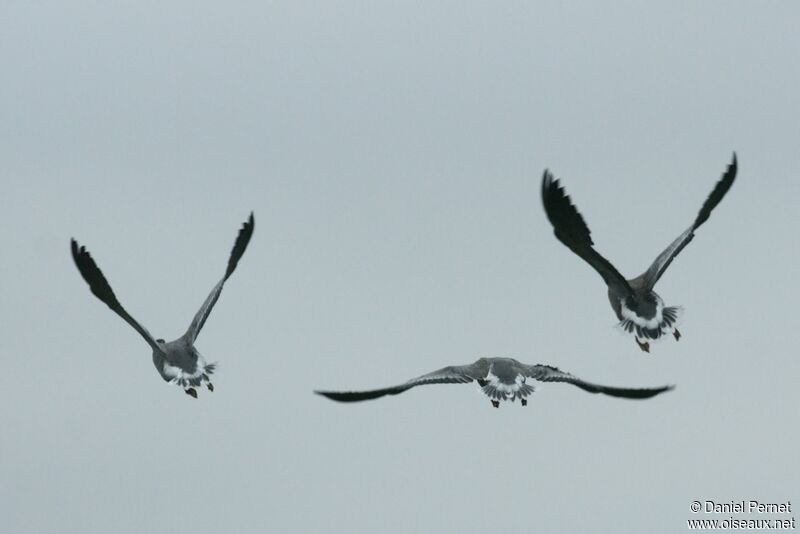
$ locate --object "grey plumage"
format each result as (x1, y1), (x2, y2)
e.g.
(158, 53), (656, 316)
(541, 154), (737, 352)
(71, 212), (254, 397)
(315, 357), (673, 406)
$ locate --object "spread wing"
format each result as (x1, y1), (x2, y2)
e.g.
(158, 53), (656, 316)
(523, 364), (674, 399)
(71, 239), (164, 353)
(541, 171), (632, 297)
(183, 212), (254, 344)
(636, 153), (737, 289)
(315, 360), (490, 402)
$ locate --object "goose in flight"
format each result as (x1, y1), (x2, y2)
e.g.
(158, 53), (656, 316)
(541, 154), (737, 352)
(315, 357), (673, 407)
(71, 213), (254, 397)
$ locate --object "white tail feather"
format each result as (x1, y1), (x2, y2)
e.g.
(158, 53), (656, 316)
(615, 306), (684, 342)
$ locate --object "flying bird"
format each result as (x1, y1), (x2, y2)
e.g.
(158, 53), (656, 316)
(71, 213), (254, 397)
(315, 357), (673, 407)
(541, 154), (737, 352)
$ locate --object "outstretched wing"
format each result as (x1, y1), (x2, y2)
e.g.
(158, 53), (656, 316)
(523, 364), (674, 399)
(183, 212), (255, 344)
(541, 171), (632, 297)
(71, 239), (164, 353)
(315, 360), (490, 402)
(636, 153), (737, 289)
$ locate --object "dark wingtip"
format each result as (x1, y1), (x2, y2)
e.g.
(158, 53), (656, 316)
(638, 384), (675, 399)
(314, 390), (341, 398)
(540, 170), (595, 248)
(314, 390), (354, 402)
(540, 169), (558, 208)
(594, 382), (675, 399)
(70, 239), (91, 266)
(70, 238), (124, 310)
(728, 151), (737, 175)
(693, 153), (738, 229)
(540, 168), (555, 193)
(314, 388), (397, 402)
(541, 170), (556, 202)
(224, 213), (255, 280)
(70, 238), (88, 269)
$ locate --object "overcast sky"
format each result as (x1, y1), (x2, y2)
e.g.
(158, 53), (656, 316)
(1, 2), (798, 533)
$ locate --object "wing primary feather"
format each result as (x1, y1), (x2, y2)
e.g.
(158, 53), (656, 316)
(183, 212), (255, 343)
(525, 364), (674, 400)
(693, 152), (737, 229)
(541, 170), (594, 248)
(70, 238), (162, 352)
(314, 364), (479, 403)
(541, 171), (632, 295)
(225, 211), (255, 281)
(637, 152), (737, 288)
(314, 386), (410, 402)
(71, 239), (122, 309)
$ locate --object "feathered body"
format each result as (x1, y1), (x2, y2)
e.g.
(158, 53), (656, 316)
(316, 357), (673, 407)
(72, 213), (254, 397)
(541, 155), (737, 352)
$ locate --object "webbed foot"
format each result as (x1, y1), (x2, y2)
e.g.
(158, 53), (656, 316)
(491, 400), (500, 408)
(207, 382), (214, 392)
(185, 388), (198, 398)
(673, 329), (681, 341)
(521, 398), (527, 407)
(635, 338), (650, 353)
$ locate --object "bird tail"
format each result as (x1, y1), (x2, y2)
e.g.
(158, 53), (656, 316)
(482, 382), (535, 402)
(171, 362), (217, 388)
(616, 306), (683, 341)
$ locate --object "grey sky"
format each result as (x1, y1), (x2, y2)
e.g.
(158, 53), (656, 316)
(1, 2), (798, 533)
